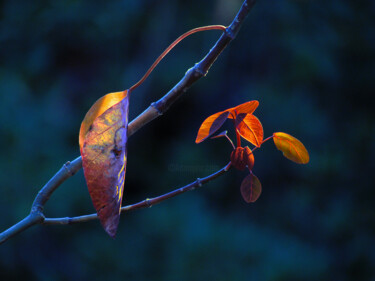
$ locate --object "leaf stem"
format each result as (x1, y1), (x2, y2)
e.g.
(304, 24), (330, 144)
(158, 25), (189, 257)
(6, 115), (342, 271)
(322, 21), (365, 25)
(235, 129), (242, 148)
(262, 136), (274, 144)
(252, 135), (273, 152)
(231, 117), (242, 148)
(129, 25), (226, 92)
(211, 131), (236, 150)
(225, 134), (236, 150)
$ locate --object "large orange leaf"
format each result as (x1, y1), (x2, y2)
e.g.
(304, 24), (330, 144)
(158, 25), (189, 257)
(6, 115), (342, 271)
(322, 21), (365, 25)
(195, 111), (230, 143)
(227, 100), (259, 119)
(235, 114), (263, 147)
(240, 173), (262, 203)
(273, 132), (309, 164)
(79, 90), (129, 238)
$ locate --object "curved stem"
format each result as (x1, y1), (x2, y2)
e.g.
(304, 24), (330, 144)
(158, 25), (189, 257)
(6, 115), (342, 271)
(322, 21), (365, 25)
(262, 136), (274, 144)
(129, 25), (226, 92)
(226, 135), (236, 150)
(252, 135), (273, 152)
(211, 131), (236, 150)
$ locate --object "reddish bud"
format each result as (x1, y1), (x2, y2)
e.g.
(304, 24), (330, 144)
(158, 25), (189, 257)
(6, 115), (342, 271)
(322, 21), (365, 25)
(230, 146), (254, 171)
(243, 146), (254, 170)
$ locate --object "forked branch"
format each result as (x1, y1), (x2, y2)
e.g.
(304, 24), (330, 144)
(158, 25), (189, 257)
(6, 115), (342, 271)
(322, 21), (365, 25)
(0, 0), (256, 244)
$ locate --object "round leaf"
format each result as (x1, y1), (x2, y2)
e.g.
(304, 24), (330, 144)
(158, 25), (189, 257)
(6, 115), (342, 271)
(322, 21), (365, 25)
(240, 174), (262, 203)
(273, 132), (309, 164)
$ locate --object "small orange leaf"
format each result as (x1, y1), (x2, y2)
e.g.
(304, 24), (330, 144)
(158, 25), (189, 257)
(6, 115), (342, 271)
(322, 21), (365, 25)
(227, 100), (259, 119)
(235, 114), (264, 147)
(240, 174), (262, 203)
(80, 90), (129, 238)
(195, 111), (230, 143)
(273, 132), (309, 164)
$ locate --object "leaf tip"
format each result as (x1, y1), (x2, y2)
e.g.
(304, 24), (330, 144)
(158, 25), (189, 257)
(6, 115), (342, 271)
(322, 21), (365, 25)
(98, 206), (121, 238)
(195, 137), (204, 144)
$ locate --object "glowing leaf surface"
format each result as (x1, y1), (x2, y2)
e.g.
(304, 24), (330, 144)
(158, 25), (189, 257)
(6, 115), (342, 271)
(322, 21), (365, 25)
(235, 114), (263, 147)
(195, 111), (230, 143)
(79, 92), (127, 151)
(227, 100), (259, 119)
(80, 91), (129, 238)
(273, 132), (309, 164)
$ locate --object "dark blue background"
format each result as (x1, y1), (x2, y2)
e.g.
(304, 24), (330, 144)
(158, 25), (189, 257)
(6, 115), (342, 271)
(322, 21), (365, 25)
(1, 0), (374, 280)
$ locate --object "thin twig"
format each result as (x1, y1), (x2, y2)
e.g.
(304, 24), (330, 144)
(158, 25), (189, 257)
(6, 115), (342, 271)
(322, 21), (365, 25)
(0, 0), (256, 244)
(43, 162), (231, 225)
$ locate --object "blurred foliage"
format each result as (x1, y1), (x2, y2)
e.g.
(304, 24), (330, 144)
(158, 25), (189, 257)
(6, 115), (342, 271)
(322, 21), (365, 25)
(1, 0), (375, 280)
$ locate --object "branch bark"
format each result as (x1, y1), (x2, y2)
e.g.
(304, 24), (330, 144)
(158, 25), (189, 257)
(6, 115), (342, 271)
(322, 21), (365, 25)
(0, 0), (256, 244)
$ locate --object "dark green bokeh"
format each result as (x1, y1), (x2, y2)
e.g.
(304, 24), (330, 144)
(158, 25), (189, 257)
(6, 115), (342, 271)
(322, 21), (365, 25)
(1, 0), (374, 280)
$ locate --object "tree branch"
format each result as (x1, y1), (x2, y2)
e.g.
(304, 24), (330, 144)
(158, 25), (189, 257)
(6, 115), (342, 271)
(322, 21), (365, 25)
(0, 214), (44, 243)
(130, 0), (256, 134)
(43, 162), (231, 225)
(0, 0), (256, 244)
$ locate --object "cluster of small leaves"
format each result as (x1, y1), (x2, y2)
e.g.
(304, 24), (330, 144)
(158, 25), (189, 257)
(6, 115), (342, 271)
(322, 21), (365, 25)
(196, 101), (309, 203)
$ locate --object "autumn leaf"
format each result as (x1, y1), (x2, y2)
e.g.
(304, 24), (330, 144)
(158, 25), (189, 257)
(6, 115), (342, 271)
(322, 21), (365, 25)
(195, 111), (230, 143)
(273, 132), (309, 164)
(79, 91), (129, 238)
(235, 113), (263, 147)
(227, 100), (259, 119)
(230, 146), (254, 171)
(240, 173), (262, 203)
(196, 101), (259, 144)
